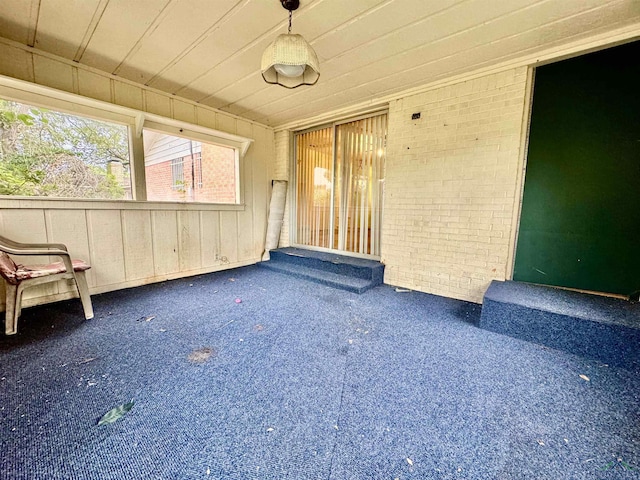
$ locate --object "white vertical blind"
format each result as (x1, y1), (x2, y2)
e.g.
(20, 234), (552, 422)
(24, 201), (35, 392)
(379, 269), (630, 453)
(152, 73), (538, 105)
(295, 112), (387, 256)
(296, 126), (333, 249)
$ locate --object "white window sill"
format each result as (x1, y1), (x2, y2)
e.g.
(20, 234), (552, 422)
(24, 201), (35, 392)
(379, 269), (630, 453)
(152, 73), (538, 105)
(0, 196), (245, 211)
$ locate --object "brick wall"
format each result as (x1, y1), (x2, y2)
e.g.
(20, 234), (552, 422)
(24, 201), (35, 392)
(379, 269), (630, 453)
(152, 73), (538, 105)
(145, 144), (237, 203)
(199, 143), (237, 203)
(145, 160), (177, 201)
(381, 67), (530, 303)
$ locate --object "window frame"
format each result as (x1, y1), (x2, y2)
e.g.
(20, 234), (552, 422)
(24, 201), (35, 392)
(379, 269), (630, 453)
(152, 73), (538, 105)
(193, 152), (203, 189)
(141, 121), (242, 204)
(0, 75), (252, 205)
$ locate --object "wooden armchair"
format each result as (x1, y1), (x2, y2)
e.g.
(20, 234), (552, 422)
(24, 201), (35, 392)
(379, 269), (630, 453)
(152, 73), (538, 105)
(0, 235), (93, 335)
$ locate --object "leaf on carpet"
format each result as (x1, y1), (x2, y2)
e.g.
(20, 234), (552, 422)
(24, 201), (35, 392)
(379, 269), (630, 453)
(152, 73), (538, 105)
(77, 357), (98, 365)
(97, 401), (134, 426)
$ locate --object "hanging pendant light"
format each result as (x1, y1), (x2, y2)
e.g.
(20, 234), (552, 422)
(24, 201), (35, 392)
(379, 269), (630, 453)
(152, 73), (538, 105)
(261, 0), (320, 89)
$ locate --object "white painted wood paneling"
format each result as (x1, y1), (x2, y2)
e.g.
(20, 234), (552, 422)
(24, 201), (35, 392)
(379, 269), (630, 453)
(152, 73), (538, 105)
(178, 210), (202, 271)
(44, 209), (91, 293)
(236, 120), (255, 260)
(216, 115), (237, 136)
(115, 0), (236, 86)
(86, 210), (126, 287)
(121, 210), (155, 282)
(180, 0), (396, 102)
(251, 124), (270, 252)
(113, 80), (143, 110)
(172, 99), (196, 124)
(196, 107), (217, 130)
(2, 0), (639, 126)
(200, 210), (221, 268)
(35, 0), (104, 60)
(0, 42), (34, 82)
(0, 0), (38, 45)
(151, 210), (180, 276)
(145, 91), (172, 118)
(219, 211), (239, 264)
(33, 56), (75, 93)
(79, 0), (172, 73)
(77, 69), (112, 103)
(1, 209), (49, 262)
(149, 0), (283, 94)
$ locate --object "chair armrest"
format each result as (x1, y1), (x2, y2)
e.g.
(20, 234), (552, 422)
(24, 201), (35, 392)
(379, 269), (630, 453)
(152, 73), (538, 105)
(0, 235), (69, 255)
(0, 235), (77, 273)
(2, 246), (71, 257)
(21, 242), (68, 250)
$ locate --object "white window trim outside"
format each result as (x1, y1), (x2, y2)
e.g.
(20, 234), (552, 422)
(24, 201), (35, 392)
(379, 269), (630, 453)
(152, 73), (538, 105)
(0, 74), (253, 205)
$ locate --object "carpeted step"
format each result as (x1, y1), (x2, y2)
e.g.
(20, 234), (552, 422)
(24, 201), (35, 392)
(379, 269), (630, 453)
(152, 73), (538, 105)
(260, 247), (384, 293)
(479, 280), (640, 368)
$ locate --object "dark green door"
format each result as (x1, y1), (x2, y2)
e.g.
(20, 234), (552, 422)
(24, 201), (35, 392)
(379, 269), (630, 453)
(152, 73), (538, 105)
(514, 41), (640, 296)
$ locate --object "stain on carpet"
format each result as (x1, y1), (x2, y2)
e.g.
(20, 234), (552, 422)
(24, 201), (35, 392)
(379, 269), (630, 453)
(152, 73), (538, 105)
(188, 347), (216, 364)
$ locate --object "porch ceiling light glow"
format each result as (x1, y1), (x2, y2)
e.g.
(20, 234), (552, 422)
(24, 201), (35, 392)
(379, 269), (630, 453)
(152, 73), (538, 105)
(261, 0), (319, 89)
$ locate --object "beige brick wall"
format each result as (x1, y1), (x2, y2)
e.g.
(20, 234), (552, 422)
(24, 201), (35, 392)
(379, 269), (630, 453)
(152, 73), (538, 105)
(274, 130), (291, 248)
(381, 67), (530, 303)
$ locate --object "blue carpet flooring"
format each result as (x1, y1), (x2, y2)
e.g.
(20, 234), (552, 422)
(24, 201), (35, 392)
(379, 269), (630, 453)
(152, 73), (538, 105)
(1, 266), (638, 479)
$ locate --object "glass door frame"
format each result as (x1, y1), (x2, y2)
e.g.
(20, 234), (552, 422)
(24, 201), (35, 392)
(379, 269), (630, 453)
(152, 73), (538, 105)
(290, 110), (388, 260)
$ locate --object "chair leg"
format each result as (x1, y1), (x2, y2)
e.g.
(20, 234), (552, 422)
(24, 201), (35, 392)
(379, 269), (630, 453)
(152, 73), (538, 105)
(74, 272), (94, 320)
(5, 283), (18, 335)
(15, 283), (23, 320)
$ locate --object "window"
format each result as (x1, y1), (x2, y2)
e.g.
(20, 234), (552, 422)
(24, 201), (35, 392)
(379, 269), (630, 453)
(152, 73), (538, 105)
(143, 129), (239, 203)
(170, 158), (184, 191)
(0, 98), (131, 199)
(0, 75), (252, 204)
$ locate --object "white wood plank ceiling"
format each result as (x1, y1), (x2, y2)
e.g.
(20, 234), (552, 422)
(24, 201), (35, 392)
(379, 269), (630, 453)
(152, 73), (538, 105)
(0, 0), (638, 128)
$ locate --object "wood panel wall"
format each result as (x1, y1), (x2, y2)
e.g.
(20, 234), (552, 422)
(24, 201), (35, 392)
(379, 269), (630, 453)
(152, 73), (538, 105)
(0, 45), (274, 310)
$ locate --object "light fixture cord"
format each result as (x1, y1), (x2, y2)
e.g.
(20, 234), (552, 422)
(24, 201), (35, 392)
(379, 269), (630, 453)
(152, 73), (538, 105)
(288, 9), (292, 33)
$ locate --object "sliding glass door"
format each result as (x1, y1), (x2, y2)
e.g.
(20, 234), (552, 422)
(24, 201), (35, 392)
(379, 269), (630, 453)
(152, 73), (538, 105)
(295, 112), (387, 257)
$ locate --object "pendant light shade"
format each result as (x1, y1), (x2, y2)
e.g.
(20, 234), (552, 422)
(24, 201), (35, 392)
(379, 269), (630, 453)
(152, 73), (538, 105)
(261, 0), (319, 88)
(261, 33), (320, 88)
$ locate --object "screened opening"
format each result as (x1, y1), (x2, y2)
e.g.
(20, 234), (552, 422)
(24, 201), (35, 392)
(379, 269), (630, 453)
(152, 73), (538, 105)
(0, 98), (131, 199)
(143, 130), (239, 204)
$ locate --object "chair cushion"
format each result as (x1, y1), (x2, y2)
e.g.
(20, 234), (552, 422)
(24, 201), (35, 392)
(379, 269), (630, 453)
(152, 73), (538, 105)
(0, 252), (90, 285)
(0, 252), (19, 284)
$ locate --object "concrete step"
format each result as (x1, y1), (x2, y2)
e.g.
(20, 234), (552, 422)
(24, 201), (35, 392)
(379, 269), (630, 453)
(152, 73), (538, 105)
(478, 280), (640, 369)
(260, 247), (384, 294)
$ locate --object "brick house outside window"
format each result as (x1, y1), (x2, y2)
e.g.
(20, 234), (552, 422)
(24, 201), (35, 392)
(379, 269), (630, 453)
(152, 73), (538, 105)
(144, 130), (237, 203)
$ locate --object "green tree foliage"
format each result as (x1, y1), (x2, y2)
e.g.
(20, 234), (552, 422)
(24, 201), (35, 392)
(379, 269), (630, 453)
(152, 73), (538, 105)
(0, 100), (130, 198)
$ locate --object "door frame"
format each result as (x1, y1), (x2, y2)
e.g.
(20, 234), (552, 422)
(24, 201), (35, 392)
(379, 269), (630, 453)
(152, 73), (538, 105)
(289, 110), (388, 260)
